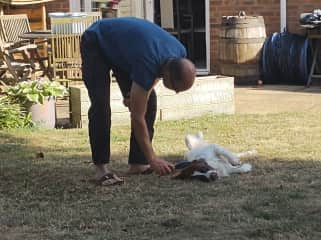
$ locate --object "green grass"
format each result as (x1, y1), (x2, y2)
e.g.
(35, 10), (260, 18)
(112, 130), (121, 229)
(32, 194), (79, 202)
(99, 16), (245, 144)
(1, 112), (321, 239)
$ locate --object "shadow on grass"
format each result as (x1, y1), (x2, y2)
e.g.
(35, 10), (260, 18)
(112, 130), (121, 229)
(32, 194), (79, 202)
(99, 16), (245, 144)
(0, 131), (184, 196)
(1, 131), (321, 240)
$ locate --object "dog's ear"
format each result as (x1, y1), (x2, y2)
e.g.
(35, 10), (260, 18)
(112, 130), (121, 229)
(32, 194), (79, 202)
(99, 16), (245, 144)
(196, 131), (204, 140)
(185, 134), (195, 150)
(185, 132), (204, 150)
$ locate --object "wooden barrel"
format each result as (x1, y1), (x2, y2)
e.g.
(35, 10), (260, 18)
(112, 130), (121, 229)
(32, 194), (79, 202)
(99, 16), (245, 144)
(219, 14), (266, 84)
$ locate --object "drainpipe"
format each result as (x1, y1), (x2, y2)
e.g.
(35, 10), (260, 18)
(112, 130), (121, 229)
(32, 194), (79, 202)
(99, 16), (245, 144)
(280, 0), (286, 32)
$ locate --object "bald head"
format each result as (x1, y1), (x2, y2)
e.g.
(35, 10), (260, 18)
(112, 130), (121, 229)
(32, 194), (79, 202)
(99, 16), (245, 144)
(162, 58), (196, 93)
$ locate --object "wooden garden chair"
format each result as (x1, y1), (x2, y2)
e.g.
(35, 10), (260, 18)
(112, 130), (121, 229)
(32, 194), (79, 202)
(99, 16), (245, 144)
(0, 14), (50, 79)
(0, 14), (31, 45)
(49, 12), (101, 125)
(50, 12), (101, 85)
(0, 40), (32, 82)
(87, 11), (102, 22)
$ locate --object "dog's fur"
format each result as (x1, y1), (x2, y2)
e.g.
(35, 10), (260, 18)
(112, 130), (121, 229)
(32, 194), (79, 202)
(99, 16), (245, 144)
(184, 132), (255, 177)
(173, 159), (218, 181)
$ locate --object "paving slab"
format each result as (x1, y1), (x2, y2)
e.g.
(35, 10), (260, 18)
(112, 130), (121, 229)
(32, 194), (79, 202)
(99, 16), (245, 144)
(235, 85), (321, 114)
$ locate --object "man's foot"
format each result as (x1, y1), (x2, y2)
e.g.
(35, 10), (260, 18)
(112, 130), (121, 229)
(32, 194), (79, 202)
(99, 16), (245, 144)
(91, 164), (124, 186)
(127, 164), (153, 175)
(95, 173), (124, 186)
(95, 164), (112, 180)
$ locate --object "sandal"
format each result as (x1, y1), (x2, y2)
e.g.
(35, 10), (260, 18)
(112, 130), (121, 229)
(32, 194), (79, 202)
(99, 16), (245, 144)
(140, 167), (154, 175)
(95, 173), (124, 186)
(126, 167), (154, 175)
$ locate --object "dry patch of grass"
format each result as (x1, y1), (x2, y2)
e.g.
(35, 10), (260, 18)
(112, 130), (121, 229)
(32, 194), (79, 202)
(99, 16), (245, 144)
(1, 112), (321, 239)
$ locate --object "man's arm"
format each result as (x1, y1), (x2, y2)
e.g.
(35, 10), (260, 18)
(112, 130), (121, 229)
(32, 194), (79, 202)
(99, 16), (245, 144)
(130, 82), (174, 175)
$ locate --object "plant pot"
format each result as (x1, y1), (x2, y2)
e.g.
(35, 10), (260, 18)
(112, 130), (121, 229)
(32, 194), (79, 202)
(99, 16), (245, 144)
(28, 97), (56, 128)
(101, 8), (117, 18)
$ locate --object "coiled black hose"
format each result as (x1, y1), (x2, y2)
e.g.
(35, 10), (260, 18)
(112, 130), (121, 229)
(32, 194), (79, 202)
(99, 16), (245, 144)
(261, 32), (310, 85)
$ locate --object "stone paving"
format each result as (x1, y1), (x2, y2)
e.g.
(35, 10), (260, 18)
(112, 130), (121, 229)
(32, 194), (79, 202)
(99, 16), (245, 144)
(235, 85), (321, 114)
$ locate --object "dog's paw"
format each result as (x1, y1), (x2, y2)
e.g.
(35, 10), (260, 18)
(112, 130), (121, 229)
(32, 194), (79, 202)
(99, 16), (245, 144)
(240, 163), (252, 173)
(185, 132), (206, 150)
(196, 131), (204, 139)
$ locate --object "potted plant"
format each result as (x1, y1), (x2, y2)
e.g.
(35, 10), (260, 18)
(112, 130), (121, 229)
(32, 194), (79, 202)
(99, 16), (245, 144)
(101, 0), (121, 18)
(5, 78), (67, 128)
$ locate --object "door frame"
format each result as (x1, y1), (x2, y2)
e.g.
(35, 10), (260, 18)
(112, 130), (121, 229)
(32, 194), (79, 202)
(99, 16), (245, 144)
(146, 0), (210, 75)
(71, 0), (210, 74)
(204, 0), (210, 75)
(195, 0), (210, 75)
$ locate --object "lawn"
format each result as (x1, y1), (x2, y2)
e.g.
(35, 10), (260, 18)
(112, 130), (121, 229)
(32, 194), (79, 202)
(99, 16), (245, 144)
(1, 112), (321, 239)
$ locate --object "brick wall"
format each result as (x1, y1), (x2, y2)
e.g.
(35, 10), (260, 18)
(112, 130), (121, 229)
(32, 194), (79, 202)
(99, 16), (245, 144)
(45, 0), (69, 13)
(45, 0), (69, 28)
(209, 0), (280, 73)
(209, 0), (321, 73)
(41, 0), (321, 74)
(287, 0), (320, 35)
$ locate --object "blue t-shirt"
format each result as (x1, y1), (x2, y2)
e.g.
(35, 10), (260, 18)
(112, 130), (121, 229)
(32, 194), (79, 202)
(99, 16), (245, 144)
(87, 17), (186, 90)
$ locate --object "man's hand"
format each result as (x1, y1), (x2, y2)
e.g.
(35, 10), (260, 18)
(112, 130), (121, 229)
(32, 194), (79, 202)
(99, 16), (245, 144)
(129, 82), (173, 176)
(150, 158), (175, 176)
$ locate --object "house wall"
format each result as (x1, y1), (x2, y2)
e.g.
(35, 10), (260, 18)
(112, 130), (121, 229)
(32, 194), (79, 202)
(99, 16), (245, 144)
(209, 0), (320, 73)
(44, 0), (138, 27)
(209, 0), (280, 73)
(44, 0), (69, 28)
(3, 4), (47, 30)
(286, 0), (320, 35)
(44, 0), (321, 73)
(45, 0), (69, 12)
(45, 0), (136, 17)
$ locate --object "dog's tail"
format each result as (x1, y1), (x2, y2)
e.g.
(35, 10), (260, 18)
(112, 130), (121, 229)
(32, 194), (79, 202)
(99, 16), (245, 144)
(236, 150), (257, 159)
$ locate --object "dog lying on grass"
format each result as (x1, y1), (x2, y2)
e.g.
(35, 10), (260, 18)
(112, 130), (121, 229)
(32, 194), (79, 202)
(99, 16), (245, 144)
(174, 132), (256, 181)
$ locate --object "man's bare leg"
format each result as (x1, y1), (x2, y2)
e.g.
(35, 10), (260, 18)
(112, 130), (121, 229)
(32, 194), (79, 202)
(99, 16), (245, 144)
(94, 164), (124, 185)
(95, 164), (111, 180)
(127, 164), (151, 174)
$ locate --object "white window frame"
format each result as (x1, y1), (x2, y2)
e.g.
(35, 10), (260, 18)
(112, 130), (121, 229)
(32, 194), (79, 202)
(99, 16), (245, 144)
(83, 0), (92, 12)
(280, 0), (287, 32)
(144, 0), (154, 21)
(199, 0), (210, 75)
(69, 0), (81, 12)
(74, 0), (94, 12)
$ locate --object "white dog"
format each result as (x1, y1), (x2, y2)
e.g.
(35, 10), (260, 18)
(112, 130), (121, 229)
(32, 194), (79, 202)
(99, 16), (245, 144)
(184, 132), (255, 177)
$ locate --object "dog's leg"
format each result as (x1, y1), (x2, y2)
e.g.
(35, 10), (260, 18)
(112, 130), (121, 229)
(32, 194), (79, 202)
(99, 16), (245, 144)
(229, 163), (252, 174)
(237, 150), (257, 159)
(211, 144), (240, 165)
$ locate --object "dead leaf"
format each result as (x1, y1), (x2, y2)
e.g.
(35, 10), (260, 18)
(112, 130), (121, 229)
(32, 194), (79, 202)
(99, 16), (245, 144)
(35, 152), (44, 159)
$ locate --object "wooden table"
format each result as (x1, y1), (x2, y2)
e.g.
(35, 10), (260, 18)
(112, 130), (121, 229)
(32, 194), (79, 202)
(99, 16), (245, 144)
(19, 30), (53, 80)
(302, 25), (321, 87)
(19, 30), (52, 41)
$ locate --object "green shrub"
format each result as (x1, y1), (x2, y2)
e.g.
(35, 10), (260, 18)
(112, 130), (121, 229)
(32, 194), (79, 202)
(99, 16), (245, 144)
(6, 79), (68, 105)
(0, 95), (33, 129)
